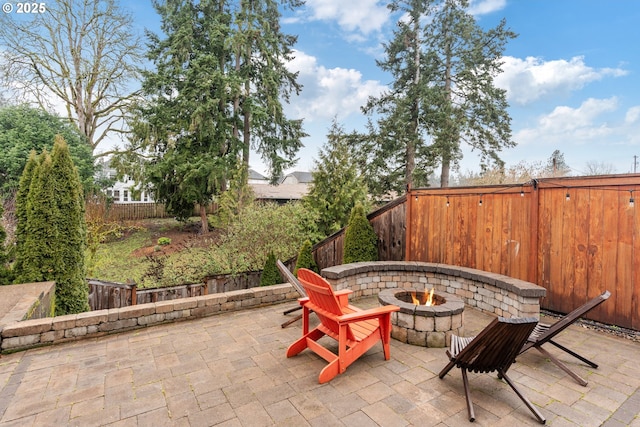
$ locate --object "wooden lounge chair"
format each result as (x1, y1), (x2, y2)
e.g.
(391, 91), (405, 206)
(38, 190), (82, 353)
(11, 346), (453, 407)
(439, 317), (545, 424)
(519, 290), (611, 386)
(286, 268), (400, 383)
(276, 260), (306, 328)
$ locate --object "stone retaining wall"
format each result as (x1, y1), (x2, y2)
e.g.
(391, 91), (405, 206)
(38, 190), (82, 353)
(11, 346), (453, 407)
(321, 261), (546, 319)
(1, 284), (298, 353)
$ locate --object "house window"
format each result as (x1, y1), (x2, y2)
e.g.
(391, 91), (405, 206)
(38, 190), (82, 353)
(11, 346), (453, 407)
(106, 189), (113, 197)
(113, 190), (120, 201)
(123, 190), (129, 202)
(143, 192), (149, 202)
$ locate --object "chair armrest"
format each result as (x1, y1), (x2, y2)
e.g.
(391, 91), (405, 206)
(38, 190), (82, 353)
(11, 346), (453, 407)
(338, 305), (399, 323)
(334, 289), (353, 307)
(298, 297), (310, 306)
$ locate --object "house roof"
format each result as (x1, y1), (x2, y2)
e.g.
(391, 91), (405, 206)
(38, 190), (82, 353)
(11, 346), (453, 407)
(280, 171), (313, 184)
(251, 183), (309, 201)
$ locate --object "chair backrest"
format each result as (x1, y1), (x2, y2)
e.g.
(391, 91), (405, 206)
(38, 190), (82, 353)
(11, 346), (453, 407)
(454, 317), (538, 373)
(296, 268), (356, 341)
(540, 290), (610, 343)
(276, 260), (307, 297)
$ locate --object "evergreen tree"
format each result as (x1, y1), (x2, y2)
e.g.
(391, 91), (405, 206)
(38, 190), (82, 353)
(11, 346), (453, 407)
(120, 0), (305, 232)
(294, 240), (318, 276)
(49, 136), (89, 314)
(343, 203), (378, 264)
(0, 202), (11, 285)
(14, 150), (57, 284)
(13, 137), (89, 314)
(260, 251), (279, 287)
(545, 150), (571, 177)
(12, 150), (38, 277)
(363, 0), (516, 189)
(232, 0), (306, 182)
(303, 119), (370, 237)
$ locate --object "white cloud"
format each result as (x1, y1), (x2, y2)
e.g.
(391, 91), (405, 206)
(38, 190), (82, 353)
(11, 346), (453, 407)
(305, 0), (389, 34)
(625, 106), (640, 124)
(468, 0), (507, 15)
(515, 97), (619, 146)
(496, 56), (628, 105)
(286, 50), (386, 121)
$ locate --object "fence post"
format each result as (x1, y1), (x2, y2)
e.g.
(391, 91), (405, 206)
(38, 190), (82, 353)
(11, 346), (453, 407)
(405, 186), (413, 261)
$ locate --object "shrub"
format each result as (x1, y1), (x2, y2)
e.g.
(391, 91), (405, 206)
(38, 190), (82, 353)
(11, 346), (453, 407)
(260, 252), (279, 287)
(294, 239), (318, 276)
(214, 201), (321, 275)
(158, 237), (172, 246)
(343, 203), (378, 264)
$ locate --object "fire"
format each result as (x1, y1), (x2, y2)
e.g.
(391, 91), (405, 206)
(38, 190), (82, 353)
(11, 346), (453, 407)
(411, 288), (435, 306)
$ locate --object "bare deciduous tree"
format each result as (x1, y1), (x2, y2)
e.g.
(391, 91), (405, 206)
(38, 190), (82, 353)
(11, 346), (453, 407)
(0, 0), (144, 156)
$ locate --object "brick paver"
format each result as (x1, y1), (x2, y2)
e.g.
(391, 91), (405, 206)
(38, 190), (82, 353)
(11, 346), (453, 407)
(0, 298), (639, 426)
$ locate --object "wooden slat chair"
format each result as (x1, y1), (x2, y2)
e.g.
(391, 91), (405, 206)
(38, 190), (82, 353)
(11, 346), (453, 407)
(276, 260), (307, 328)
(286, 268), (400, 383)
(439, 317), (545, 424)
(518, 290), (611, 386)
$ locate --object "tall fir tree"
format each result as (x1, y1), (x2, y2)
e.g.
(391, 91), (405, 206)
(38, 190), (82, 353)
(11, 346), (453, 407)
(232, 0), (306, 182)
(50, 135), (89, 314)
(363, 0), (516, 189)
(303, 119), (370, 237)
(119, 0), (305, 232)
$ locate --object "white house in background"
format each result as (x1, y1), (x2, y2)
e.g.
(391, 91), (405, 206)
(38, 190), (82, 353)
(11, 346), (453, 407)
(95, 158), (155, 204)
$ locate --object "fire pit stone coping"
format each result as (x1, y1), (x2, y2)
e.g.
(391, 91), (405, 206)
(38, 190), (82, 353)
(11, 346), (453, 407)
(321, 261), (546, 320)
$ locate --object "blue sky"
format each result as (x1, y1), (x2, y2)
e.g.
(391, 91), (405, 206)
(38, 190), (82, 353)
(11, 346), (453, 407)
(125, 0), (640, 177)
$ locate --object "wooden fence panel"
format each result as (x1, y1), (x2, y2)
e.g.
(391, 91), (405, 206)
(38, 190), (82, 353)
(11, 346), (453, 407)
(406, 175), (640, 330)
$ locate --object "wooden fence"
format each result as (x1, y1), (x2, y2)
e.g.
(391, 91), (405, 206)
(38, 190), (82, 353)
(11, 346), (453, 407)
(103, 202), (219, 221)
(406, 174), (640, 330)
(87, 279), (207, 310)
(313, 195), (407, 270)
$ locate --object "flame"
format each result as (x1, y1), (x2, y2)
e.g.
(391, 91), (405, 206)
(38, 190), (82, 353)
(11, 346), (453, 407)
(411, 288), (435, 306)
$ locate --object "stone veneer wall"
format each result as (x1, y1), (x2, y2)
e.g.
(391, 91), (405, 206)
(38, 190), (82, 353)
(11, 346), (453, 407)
(321, 261), (546, 319)
(1, 284), (298, 353)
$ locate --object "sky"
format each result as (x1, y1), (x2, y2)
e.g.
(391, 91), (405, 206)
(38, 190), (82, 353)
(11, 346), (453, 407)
(66, 0), (640, 178)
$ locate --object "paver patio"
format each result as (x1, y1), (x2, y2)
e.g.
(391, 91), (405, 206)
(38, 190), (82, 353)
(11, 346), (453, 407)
(0, 297), (638, 426)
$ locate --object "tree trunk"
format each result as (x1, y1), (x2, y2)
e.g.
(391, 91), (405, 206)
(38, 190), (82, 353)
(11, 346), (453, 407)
(440, 156), (451, 188)
(200, 204), (209, 234)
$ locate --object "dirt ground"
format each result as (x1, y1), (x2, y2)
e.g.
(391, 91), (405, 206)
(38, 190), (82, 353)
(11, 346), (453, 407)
(129, 219), (222, 258)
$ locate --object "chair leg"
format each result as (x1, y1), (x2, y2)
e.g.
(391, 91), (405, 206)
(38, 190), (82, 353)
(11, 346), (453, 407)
(549, 339), (598, 368)
(281, 313), (302, 328)
(460, 368), (475, 422)
(535, 346), (588, 386)
(438, 360), (456, 379)
(499, 369), (546, 424)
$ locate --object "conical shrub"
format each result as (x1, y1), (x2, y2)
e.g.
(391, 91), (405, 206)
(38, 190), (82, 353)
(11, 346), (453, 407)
(343, 203), (378, 264)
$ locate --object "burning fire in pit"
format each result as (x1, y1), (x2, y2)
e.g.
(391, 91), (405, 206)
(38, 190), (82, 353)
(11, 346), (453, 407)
(411, 288), (435, 306)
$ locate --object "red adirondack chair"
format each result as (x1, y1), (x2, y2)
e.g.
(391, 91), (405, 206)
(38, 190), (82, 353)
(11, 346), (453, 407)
(286, 268), (400, 383)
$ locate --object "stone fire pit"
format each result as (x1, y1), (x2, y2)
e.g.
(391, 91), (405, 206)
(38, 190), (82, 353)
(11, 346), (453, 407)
(378, 288), (464, 348)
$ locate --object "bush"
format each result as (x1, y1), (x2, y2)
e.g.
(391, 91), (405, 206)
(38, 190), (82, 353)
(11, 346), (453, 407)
(343, 203), (378, 264)
(214, 201), (322, 275)
(294, 239), (318, 276)
(158, 237), (171, 246)
(260, 252), (279, 287)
